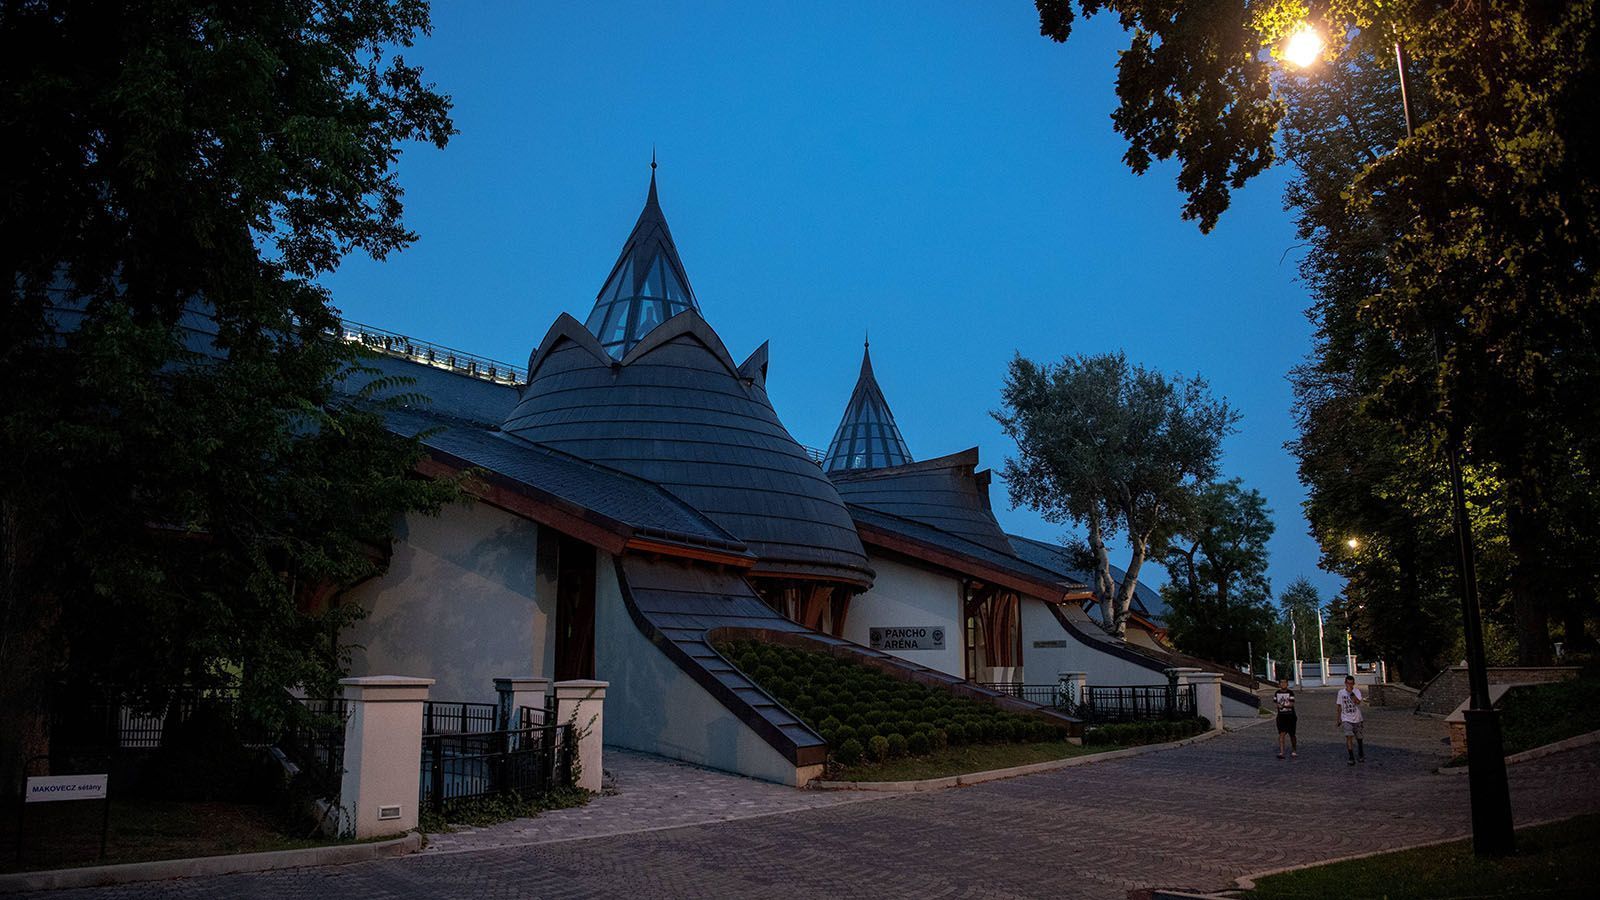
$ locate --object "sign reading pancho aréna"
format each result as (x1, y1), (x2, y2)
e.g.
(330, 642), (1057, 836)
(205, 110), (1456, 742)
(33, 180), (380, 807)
(869, 626), (945, 651)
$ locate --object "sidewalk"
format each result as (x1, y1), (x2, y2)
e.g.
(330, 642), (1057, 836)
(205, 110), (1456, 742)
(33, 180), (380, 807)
(419, 747), (877, 853)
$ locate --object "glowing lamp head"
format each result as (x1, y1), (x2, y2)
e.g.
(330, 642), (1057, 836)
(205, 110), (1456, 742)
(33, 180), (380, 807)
(1346, 537), (1360, 550)
(1284, 24), (1326, 69)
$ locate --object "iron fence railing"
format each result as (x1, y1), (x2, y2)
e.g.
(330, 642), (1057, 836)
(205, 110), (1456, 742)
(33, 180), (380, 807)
(977, 681), (1199, 723)
(336, 319), (526, 385)
(977, 682), (1064, 707)
(420, 723), (573, 813)
(1077, 684), (1196, 723)
(279, 697), (348, 800)
(423, 701), (501, 735)
(50, 687), (244, 755)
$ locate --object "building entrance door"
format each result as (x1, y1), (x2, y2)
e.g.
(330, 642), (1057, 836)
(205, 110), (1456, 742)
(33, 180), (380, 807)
(553, 534), (596, 681)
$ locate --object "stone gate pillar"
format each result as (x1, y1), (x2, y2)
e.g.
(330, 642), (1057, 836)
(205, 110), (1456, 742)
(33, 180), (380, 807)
(338, 675), (432, 839)
(554, 680), (608, 792)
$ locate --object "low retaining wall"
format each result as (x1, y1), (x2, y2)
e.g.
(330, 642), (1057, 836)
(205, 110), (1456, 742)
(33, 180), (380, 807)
(1417, 666), (1580, 716)
(1365, 682), (1421, 708)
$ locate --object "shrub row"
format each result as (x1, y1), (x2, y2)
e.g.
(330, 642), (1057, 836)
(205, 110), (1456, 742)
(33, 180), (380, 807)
(714, 638), (1072, 763)
(1081, 717), (1208, 747)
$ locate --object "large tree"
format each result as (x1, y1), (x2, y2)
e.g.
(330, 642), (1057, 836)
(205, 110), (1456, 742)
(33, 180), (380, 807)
(2, 0), (457, 785)
(995, 352), (1237, 637)
(1034, 0), (1600, 664)
(1277, 577), (1321, 661)
(1158, 478), (1276, 665)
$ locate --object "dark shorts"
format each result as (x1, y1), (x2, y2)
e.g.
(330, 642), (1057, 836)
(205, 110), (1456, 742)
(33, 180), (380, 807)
(1276, 712), (1297, 736)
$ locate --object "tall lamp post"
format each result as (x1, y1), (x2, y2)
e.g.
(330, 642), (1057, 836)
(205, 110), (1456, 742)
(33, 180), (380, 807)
(1284, 24), (1516, 856)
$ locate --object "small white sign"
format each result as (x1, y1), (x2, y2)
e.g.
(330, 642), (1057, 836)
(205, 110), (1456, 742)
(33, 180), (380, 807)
(869, 626), (945, 651)
(26, 774), (108, 803)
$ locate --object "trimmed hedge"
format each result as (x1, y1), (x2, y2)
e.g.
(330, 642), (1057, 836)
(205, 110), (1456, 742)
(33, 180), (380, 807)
(714, 638), (1072, 763)
(1081, 717), (1208, 746)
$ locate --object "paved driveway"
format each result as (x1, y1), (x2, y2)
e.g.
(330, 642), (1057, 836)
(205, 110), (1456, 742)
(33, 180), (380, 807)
(31, 709), (1600, 899)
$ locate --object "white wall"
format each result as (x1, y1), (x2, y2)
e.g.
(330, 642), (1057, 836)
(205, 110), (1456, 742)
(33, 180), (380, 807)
(1020, 599), (1172, 688)
(844, 555), (965, 678)
(593, 553), (807, 785)
(343, 501), (551, 702)
(1020, 600), (1258, 717)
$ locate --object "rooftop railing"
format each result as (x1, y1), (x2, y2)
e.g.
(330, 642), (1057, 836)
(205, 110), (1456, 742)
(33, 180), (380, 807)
(336, 319), (527, 386)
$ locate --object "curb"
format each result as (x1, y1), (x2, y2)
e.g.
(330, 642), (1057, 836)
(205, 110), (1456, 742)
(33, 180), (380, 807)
(816, 726), (1227, 792)
(1436, 727), (1600, 776)
(1230, 814), (1574, 891)
(0, 831), (422, 894)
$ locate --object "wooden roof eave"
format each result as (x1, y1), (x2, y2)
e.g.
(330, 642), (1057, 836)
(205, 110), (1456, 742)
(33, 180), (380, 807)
(415, 453), (756, 569)
(853, 520), (1074, 603)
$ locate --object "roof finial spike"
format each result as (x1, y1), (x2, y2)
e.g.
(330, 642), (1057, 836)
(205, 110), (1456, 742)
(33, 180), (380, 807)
(646, 146), (659, 205)
(864, 329), (869, 350)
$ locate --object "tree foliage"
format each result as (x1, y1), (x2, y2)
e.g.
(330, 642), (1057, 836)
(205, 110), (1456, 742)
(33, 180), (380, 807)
(1158, 478), (1276, 664)
(1037, 0), (1600, 665)
(995, 352), (1237, 637)
(1, 0), (458, 782)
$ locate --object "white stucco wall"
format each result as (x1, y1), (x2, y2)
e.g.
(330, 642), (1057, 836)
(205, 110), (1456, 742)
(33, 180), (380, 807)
(343, 501), (550, 702)
(1020, 600), (1257, 717)
(844, 555), (965, 678)
(1019, 599), (1173, 688)
(593, 553), (805, 785)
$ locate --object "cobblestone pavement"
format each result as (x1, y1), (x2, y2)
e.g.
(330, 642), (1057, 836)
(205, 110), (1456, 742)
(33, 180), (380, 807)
(422, 748), (878, 853)
(34, 709), (1600, 899)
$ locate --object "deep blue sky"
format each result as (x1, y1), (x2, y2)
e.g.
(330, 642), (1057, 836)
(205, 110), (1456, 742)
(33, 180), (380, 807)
(320, 1), (1340, 603)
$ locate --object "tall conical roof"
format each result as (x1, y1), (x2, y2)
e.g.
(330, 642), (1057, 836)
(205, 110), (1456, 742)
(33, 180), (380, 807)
(582, 167), (699, 358)
(822, 341), (913, 473)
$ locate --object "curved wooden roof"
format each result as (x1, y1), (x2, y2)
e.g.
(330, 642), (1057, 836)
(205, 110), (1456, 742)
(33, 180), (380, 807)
(503, 313), (874, 588)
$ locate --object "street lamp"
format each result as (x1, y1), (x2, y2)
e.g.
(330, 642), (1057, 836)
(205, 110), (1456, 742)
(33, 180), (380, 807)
(1283, 24), (1326, 69)
(1283, 26), (1515, 857)
(1345, 536), (1360, 550)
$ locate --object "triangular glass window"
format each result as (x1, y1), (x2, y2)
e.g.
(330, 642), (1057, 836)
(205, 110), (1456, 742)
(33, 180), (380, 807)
(652, 257), (673, 297)
(582, 176), (702, 358)
(824, 346), (914, 473)
(601, 301), (631, 346)
(633, 298), (665, 341)
(663, 263), (688, 303)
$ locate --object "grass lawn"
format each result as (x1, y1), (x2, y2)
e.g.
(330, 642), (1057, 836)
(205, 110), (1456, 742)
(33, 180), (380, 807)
(0, 799), (338, 874)
(1497, 676), (1600, 755)
(1244, 814), (1600, 899)
(832, 740), (1093, 781)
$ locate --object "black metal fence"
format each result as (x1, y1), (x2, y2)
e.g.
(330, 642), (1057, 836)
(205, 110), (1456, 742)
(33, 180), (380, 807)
(977, 682), (1064, 707)
(420, 723), (573, 813)
(49, 689), (246, 757)
(423, 701), (500, 735)
(977, 681), (1198, 723)
(1077, 684), (1196, 722)
(278, 697), (348, 800)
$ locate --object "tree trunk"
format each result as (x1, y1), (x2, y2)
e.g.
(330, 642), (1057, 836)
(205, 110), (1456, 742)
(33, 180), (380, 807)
(1088, 515), (1117, 632)
(1, 498), (56, 793)
(1113, 538), (1150, 639)
(1503, 471), (1553, 665)
(1562, 597), (1597, 653)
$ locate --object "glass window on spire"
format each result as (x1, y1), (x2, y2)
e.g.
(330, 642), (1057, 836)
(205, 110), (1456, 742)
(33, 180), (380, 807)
(583, 176), (701, 358)
(824, 346), (914, 473)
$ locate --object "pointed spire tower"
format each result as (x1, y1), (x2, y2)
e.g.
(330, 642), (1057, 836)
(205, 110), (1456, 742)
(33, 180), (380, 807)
(822, 339), (914, 473)
(583, 157), (700, 357)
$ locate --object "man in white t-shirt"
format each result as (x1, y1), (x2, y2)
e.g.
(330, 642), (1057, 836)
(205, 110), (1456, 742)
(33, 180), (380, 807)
(1336, 675), (1365, 765)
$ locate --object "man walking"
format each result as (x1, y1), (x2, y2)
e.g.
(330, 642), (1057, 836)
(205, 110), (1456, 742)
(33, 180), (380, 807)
(1273, 677), (1297, 759)
(1336, 675), (1365, 765)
